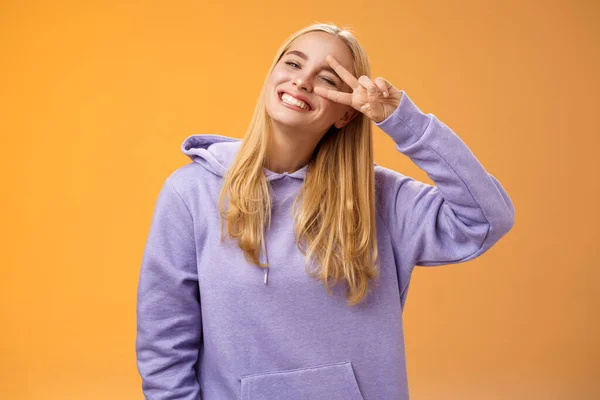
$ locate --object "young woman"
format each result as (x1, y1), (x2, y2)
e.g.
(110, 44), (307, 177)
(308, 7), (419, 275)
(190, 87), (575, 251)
(136, 23), (514, 400)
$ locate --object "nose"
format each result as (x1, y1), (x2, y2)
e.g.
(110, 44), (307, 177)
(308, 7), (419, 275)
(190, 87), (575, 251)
(293, 76), (312, 92)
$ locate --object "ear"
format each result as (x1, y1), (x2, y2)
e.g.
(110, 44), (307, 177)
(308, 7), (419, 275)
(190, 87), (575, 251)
(333, 108), (359, 129)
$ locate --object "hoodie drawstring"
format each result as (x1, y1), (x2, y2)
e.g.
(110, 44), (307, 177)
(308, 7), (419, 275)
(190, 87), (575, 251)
(262, 235), (269, 285)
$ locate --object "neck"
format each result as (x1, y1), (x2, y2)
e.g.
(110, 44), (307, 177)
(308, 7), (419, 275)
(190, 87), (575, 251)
(266, 122), (326, 174)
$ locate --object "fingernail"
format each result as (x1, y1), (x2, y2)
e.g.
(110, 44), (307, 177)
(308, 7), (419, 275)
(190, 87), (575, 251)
(384, 91), (389, 97)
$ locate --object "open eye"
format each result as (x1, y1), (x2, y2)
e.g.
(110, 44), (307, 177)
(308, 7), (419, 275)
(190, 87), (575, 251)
(285, 61), (300, 69)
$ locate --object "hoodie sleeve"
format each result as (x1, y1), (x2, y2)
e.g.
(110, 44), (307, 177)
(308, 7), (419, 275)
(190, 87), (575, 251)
(374, 90), (514, 267)
(136, 177), (202, 399)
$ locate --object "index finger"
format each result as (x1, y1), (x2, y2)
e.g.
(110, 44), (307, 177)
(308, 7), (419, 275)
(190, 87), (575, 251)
(325, 54), (359, 90)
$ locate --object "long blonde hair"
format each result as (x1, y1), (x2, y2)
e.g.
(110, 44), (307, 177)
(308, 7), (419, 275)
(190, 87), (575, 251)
(218, 23), (379, 306)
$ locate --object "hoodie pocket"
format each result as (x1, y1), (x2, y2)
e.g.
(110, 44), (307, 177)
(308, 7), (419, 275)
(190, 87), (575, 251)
(238, 361), (364, 400)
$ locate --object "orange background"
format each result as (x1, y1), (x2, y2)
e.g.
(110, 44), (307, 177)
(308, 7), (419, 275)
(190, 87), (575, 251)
(1, 0), (598, 399)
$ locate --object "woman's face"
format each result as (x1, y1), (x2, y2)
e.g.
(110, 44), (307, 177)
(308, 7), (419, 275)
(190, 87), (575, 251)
(265, 31), (356, 136)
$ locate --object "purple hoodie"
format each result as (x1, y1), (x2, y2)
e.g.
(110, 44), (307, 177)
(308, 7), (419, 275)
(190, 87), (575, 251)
(136, 90), (514, 399)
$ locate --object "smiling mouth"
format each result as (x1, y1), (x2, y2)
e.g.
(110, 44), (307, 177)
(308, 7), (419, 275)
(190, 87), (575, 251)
(278, 91), (313, 111)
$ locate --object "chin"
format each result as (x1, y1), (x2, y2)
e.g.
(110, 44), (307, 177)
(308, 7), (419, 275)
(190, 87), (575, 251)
(269, 113), (307, 130)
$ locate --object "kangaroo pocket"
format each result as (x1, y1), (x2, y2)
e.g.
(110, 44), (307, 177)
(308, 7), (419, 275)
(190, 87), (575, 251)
(238, 361), (365, 400)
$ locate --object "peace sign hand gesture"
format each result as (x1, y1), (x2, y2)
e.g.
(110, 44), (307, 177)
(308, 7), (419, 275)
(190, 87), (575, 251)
(314, 55), (402, 123)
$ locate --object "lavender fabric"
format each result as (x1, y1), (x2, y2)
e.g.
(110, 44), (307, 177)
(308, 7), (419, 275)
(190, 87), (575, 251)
(136, 90), (515, 399)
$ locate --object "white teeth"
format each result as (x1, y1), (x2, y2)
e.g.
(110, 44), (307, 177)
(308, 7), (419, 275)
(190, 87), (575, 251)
(281, 93), (310, 110)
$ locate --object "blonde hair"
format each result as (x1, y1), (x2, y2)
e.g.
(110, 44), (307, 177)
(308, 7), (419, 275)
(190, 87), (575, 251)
(218, 22), (379, 306)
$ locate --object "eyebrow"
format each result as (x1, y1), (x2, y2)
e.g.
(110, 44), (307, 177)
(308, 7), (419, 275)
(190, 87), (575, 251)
(284, 50), (342, 81)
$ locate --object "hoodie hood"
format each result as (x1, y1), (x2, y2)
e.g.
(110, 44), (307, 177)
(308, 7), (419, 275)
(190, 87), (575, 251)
(181, 133), (308, 285)
(181, 134), (308, 181)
